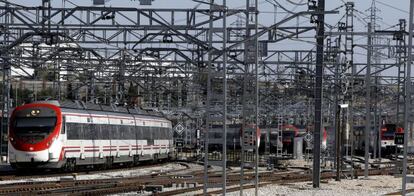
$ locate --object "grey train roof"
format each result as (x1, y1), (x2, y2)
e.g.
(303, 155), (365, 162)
(32, 100), (167, 120)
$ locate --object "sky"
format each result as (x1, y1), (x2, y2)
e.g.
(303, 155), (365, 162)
(6, 0), (413, 76)
(8, 0), (410, 39)
(10, 0), (410, 25)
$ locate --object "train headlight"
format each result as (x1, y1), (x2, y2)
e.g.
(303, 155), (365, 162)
(30, 110), (40, 116)
(9, 137), (16, 144)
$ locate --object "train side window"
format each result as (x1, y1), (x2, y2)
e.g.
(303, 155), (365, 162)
(162, 128), (167, 139)
(91, 124), (96, 139)
(67, 123), (74, 139)
(147, 127), (152, 140)
(155, 127), (161, 140)
(111, 125), (119, 140)
(150, 127), (155, 140)
(78, 123), (84, 139)
(163, 127), (167, 139)
(117, 125), (122, 140)
(104, 124), (111, 140)
(147, 127), (154, 145)
(66, 123), (81, 139)
(108, 124), (114, 140)
(140, 127), (145, 139)
(141, 127), (147, 140)
(136, 126), (142, 140)
(158, 127), (163, 139)
(87, 124), (94, 140)
(124, 126), (129, 140)
(96, 124), (102, 140)
(124, 126), (130, 139)
(119, 125), (126, 139)
(101, 124), (109, 140)
(128, 126), (134, 139)
(150, 127), (154, 140)
(61, 116), (66, 134)
(135, 126), (139, 139)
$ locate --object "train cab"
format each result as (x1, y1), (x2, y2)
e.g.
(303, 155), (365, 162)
(8, 102), (63, 168)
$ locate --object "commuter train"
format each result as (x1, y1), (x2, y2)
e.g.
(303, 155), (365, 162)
(278, 125), (328, 153)
(8, 100), (174, 170)
(380, 124), (403, 149)
(353, 123), (403, 156)
(207, 124), (328, 154)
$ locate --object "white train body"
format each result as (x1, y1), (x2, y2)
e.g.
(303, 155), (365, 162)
(8, 101), (174, 169)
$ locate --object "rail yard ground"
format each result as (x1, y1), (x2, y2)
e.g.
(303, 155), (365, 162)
(0, 160), (413, 195)
(225, 175), (414, 196)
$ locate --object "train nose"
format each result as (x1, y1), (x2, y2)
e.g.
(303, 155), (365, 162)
(13, 150), (50, 163)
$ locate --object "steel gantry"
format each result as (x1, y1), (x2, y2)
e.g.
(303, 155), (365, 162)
(0, 1), (413, 195)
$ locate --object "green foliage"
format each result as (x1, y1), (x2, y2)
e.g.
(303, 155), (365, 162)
(12, 88), (33, 106)
(127, 83), (138, 97)
(37, 87), (54, 99)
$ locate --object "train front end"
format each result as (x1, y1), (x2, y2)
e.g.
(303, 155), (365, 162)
(8, 103), (63, 169)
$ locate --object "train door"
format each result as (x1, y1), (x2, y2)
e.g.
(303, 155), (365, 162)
(133, 116), (138, 161)
(87, 116), (98, 165)
(60, 116), (67, 161)
(106, 115), (112, 158)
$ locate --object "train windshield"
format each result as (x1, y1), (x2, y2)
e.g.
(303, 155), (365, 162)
(382, 124), (396, 140)
(14, 117), (57, 134)
(12, 107), (58, 136)
(282, 132), (296, 138)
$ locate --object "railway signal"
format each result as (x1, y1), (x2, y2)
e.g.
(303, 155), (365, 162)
(174, 123), (185, 135)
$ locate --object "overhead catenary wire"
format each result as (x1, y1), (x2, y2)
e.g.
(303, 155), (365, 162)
(376, 0), (409, 14)
(284, 0), (307, 6)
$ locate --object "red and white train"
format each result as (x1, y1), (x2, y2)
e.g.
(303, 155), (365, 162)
(280, 125), (328, 151)
(8, 100), (174, 170)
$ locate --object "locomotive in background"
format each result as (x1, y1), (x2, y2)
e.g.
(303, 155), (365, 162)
(353, 123), (403, 156)
(206, 124), (328, 155)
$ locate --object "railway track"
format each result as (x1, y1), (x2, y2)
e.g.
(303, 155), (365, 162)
(0, 160), (184, 181)
(0, 167), (390, 195)
(159, 164), (400, 196)
(0, 159), (410, 195)
(0, 162), (192, 195)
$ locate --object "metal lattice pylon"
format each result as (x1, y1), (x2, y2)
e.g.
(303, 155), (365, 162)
(0, 8), (10, 160)
(396, 19), (407, 124)
(240, 0), (260, 195)
(203, 0), (228, 194)
(277, 115), (283, 157)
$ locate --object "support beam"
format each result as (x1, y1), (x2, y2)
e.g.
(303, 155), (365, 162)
(313, 0), (325, 188)
(365, 22), (372, 179)
(402, 0), (414, 194)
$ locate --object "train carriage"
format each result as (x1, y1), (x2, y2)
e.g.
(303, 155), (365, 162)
(8, 100), (174, 170)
